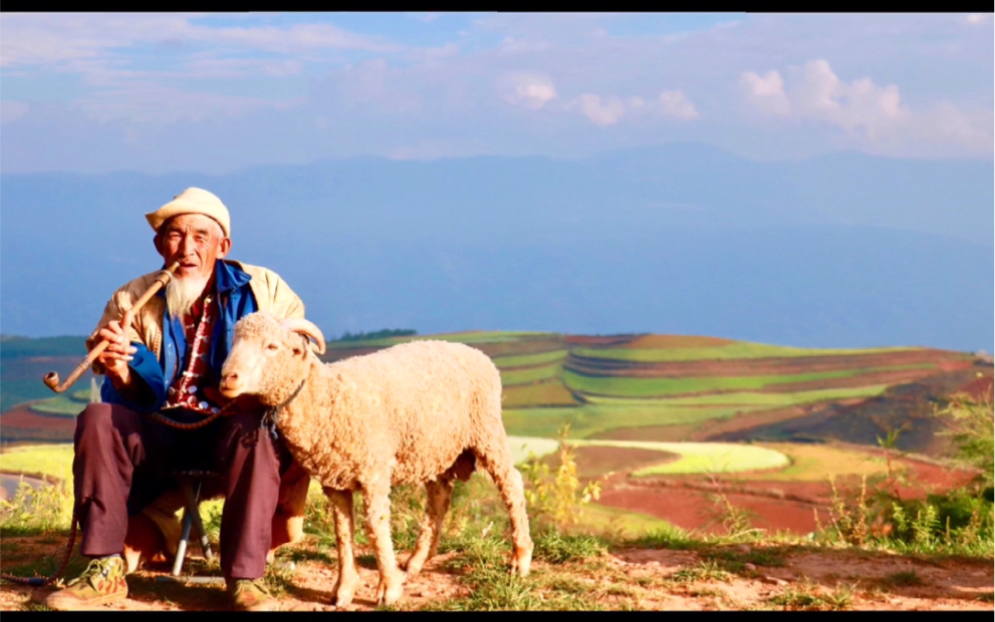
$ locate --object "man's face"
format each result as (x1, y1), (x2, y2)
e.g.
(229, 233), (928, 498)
(154, 213), (231, 281)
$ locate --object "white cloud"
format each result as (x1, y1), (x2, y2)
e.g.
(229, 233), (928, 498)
(657, 89), (699, 120)
(573, 94), (626, 126)
(966, 13), (992, 25)
(0, 14), (396, 68)
(496, 72), (557, 110)
(566, 90), (698, 126)
(740, 58), (992, 154)
(740, 70), (792, 116)
(793, 59), (911, 140)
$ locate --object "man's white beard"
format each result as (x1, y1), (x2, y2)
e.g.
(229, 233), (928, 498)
(165, 275), (209, 319)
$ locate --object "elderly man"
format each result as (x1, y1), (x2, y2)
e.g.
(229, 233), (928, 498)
(44, 188), (311, 612)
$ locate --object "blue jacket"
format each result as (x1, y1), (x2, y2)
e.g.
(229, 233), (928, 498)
(101, 260), (262, 412)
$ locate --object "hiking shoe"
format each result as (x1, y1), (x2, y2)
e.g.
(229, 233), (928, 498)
(228, 578), (280, 612)
(42, 556), (128, 611)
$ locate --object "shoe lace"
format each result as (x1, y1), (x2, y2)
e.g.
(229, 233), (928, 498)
(66, 557), (117, 588)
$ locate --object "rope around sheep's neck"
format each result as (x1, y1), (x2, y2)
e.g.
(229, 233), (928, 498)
(262, 376), (307, 440)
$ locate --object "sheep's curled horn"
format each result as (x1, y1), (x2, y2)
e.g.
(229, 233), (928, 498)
(279, 317), (326, 355)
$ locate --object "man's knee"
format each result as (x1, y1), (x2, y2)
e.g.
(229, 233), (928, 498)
(75, 402), (139, 445)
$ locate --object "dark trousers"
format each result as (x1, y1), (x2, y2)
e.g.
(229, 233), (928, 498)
(73, 402), (295, 579)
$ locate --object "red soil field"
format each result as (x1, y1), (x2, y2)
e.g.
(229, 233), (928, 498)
(758, 367), (952, 393)
(595, 452), (979, 536)
(599, 485), (833, 535)
(563, 335), (640, 347)
(541, 445), (680, 479)
(955, 375), (994, 401)
(626, 335), (736, 349)
(0, 406), (77, 443)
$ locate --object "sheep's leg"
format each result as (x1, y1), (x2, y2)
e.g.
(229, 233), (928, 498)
(475, 445), (534, 577)
(403, 477), (454, 576)
(361, 479), (406, 606)
(325, 488), (362, 607)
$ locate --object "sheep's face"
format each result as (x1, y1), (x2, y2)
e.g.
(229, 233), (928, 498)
(220, 312), (314, 406)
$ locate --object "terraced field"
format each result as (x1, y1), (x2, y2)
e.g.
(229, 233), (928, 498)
(2, 331), (987, 465)
(1, 331), (989, 540)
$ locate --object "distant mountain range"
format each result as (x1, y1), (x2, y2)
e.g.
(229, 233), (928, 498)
(1, 143), (991, 352)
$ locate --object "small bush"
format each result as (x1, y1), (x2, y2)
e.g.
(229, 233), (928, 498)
(0, 478), (74, 535)
(520, 425), (603, 533)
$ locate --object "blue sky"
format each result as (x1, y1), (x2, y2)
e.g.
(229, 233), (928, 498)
(1, 12), (992, 174)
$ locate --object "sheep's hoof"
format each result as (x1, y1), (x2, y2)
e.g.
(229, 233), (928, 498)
(333, 574), (361, 607)
(376, 578), (405, 606)
(510, 550), (532, 578)
(333, 589), (355, 608)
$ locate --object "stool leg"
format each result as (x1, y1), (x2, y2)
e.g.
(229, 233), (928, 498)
(185, 479), (215, 561)
(172, 482), (196, 576)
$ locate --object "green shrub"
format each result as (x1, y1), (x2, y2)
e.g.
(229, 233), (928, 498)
(0, 478), (74, 535)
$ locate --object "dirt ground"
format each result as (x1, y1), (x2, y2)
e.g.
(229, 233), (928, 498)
(1, 447), (990, 612)
(2, 536), (991, 611)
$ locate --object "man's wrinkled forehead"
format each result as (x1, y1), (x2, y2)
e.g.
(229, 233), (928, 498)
(160, 213), (225, 237)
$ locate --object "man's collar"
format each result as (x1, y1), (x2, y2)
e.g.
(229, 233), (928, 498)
(214, 259), (251, 294)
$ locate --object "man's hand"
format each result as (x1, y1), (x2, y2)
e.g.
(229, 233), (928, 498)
(95, 309), (137, 390)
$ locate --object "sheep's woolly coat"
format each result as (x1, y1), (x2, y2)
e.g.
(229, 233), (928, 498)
(278, 339), (504, 491)
(222, 312), (533, 605)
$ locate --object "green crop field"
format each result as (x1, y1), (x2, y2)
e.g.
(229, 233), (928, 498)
(583, 384), (890, 408)
(563, 368), (898, 398)
(571, 342), (919, 363)
(503, 404), (753, 440)
(0, 444), (74, 480)
(729, 442), (894, 481)
(503, 379), (578, 408)
(507, 435), (790, 476)
(29, 394), (90, 416)
(493, 350), (568, 369)
(500, 362), (562, 387)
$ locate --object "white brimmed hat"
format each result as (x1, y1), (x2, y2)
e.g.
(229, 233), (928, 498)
(145, 187), (231, 238)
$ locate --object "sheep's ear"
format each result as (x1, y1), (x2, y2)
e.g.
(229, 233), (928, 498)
(292, 334), (308, 358)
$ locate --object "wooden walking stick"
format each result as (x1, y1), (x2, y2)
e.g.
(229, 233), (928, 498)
(42, 261), (181, 393)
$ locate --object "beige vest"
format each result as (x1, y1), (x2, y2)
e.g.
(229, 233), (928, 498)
(86, 260), (305, 373)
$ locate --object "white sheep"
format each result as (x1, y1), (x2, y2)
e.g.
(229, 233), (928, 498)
(218, 311), (533, 606)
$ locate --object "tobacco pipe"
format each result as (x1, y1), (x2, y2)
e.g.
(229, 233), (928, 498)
(42, 261), (181, 393)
